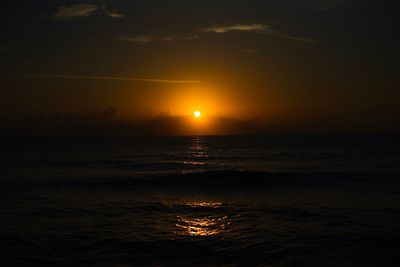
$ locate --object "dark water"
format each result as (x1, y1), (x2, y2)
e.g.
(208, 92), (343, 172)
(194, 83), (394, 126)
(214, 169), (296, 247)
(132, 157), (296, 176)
(1, 135), (400, 266)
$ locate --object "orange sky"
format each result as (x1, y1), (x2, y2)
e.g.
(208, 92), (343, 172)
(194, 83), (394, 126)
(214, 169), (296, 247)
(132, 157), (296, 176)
(1, 1), (399, 134)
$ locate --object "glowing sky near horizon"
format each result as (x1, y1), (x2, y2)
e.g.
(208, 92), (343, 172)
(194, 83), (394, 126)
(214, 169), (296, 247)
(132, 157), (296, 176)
(0, 0), (399, 133)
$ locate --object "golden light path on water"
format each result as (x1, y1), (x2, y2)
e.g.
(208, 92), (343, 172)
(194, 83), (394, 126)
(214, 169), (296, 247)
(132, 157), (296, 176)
(175, 202), (230, 237)
(183, 137), (208, 167)
(175, 138), (231, 237)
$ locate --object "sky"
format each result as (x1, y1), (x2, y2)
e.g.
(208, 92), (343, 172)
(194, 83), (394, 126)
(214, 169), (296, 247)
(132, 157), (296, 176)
(1, 0), (399, 135)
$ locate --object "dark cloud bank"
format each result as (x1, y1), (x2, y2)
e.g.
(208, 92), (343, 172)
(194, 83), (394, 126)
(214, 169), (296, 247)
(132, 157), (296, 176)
(3, 108), (257, 136)
(2, 108), (398, 136)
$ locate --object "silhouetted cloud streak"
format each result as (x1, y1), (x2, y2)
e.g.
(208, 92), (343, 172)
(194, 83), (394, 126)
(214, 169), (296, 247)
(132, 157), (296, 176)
(24, 75), (201, 84)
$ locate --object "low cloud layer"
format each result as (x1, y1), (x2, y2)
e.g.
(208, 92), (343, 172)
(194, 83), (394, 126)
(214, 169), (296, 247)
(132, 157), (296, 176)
(4, 108), (259, 136)
(3, 107), (399, 136)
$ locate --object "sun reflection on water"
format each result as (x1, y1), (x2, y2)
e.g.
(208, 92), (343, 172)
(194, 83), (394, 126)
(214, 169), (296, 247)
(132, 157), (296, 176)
(183, 161), (207, 166)
(175, 202), (230, 237)
(190, 137), (208, 159)
(186, 202), (223, 208)
(180, 137), (209, 171)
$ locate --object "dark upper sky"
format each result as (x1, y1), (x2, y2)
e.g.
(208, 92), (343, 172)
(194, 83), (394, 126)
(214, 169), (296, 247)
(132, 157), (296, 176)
(1, 0), (399, 134)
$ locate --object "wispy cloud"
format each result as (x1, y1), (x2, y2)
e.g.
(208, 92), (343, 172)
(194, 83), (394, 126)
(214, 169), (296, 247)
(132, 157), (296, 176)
(55, 4), (124, 19)
(201, 24), (271, 34)
(201, 23), (317, 43)
(119, 23), (316, 45)
(117, 34), (200, 45)
(55, 4), (99, 18)
(267, 30), (317, 43)
(102, 5), (125, 18)
(24, 74), (201, 84)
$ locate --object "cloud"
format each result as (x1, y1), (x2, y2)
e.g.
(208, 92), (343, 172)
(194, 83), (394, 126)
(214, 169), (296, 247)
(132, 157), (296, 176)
(120, 23), (315, 45)
(201, 24), (271, 34)
(9, 109), (260, 136)
(120, 23), (316, 45)
(55, 4), (124, 19)
(102, 5), (125, 18)
(266, 30), (318, 43)
(55, 4), (99, 18)
(118, 35), (154, 45)
(23, 74), (201, 84)
(201, 23), (317, 43)
(117, 34), (200, 45)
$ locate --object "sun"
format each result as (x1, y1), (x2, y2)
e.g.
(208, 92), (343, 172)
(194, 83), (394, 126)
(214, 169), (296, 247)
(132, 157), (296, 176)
(194, 110), (201, 118)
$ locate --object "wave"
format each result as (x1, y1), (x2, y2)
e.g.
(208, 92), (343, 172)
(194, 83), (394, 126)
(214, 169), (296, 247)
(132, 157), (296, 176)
(55, 159), (211, 170)
(3, 230), (400, 266)
(2, 169), (397, 192)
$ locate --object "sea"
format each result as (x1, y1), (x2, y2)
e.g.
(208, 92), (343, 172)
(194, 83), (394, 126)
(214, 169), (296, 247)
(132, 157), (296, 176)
(1, 135), (400, 266)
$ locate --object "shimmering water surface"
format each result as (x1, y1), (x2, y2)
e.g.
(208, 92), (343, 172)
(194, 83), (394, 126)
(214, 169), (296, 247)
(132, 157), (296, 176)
(1, 135), (400, 266)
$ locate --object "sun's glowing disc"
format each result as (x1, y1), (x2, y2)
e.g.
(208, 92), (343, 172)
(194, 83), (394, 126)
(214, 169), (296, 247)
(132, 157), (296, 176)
(194, 111), (201, 118)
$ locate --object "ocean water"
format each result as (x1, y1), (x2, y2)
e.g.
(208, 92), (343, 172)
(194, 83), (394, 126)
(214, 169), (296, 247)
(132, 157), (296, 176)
(1, 135), (400, 266)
